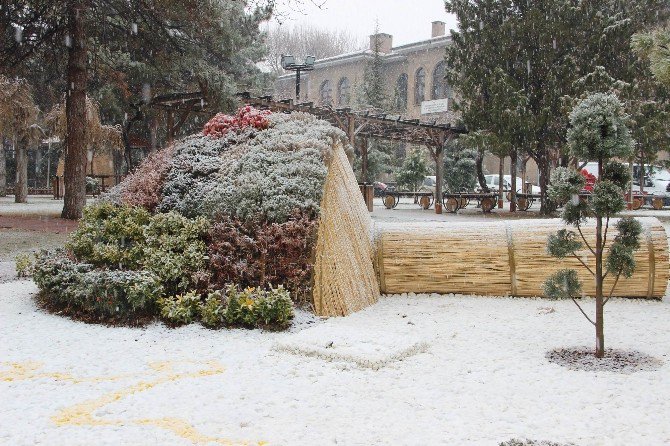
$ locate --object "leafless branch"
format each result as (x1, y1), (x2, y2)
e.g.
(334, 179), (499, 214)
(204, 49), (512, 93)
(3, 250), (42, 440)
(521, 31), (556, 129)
(572, 298), (596, 326)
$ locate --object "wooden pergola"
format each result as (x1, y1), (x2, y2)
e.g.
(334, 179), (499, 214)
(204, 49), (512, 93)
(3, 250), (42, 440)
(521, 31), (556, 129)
(238, 93), (467, 206)
(150, 91), (209, 144)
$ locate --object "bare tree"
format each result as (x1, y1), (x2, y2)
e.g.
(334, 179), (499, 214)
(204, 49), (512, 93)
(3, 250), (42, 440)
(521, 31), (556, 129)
(0, 76), (40, 203)
(265, 24), (363, 74)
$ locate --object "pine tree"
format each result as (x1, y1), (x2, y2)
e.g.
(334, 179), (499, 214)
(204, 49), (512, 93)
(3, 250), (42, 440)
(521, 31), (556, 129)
(355, 25), (397, 183)
(633, 26), (670, 87)
(1, 0), (271, 218)
(445, 0), (669, 214)
(443, 139), (477, 193)
(543, 93), (640, 359)
(396, 149), (428, 192)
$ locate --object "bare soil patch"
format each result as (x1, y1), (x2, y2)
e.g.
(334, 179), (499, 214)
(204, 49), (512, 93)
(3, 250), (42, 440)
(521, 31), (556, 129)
(546, 347), (663, 373)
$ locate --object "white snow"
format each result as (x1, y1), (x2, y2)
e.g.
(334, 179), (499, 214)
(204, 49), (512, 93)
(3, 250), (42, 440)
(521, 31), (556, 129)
(2, 281), (670, 445)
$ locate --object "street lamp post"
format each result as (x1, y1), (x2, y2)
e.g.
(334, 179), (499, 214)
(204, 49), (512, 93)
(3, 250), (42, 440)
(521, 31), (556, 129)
(281, 55), (316, 103)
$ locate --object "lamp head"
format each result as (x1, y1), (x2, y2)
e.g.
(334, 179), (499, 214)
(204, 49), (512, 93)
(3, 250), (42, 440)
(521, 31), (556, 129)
(281, 54), (295, 69)
(304, 55), (316, 67)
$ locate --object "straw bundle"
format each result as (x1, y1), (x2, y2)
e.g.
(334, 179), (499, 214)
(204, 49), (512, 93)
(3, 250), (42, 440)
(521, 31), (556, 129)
(377, 218), (668, 298)
(313, 142), (380, 316)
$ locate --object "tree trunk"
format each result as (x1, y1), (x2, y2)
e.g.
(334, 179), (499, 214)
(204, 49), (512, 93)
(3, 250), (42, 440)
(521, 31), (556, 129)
(0, 136), (6, 197)
(537, 156), (551, 215)
(475, 147), (489, 192)
(498, 156), (504, 208)
(61, 0), (89, 220)
(521, 156), (529, 194)
(639, 162), (645, 194)
(509, 149), (523, 212)
(15, 138), (28, 203)
(595, 159), (605, 358)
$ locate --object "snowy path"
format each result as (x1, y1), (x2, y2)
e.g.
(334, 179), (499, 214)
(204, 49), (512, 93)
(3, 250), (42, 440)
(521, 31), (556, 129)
(2, 281), (670, 445)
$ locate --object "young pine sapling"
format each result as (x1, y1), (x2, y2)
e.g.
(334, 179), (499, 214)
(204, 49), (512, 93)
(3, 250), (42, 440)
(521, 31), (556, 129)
(543, 93), (642, 358)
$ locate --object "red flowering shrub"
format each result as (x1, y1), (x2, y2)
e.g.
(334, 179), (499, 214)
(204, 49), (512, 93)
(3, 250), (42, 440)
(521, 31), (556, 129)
(120, 145), (176, 211)
(203, 105), (272, 138)
(208, 211), (318, 303)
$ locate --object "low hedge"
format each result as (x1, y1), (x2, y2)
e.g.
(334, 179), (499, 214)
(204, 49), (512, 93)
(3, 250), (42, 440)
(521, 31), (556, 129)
(33, 250), (163, 320)
(158, 284), (294, 330)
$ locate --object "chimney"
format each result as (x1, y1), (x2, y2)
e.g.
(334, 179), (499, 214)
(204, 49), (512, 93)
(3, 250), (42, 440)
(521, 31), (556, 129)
(369, 33), (393, 54)
(432, 21), (446, 38)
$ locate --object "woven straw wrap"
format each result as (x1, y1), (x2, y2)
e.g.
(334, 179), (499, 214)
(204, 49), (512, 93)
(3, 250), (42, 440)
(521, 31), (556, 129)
(312, 142), (380, 316)
(377, 218), (668, 298)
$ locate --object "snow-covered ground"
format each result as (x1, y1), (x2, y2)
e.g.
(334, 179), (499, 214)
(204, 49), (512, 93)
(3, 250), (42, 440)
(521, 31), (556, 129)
(2, 281), (670, 445)
(0, 196), (66, 218)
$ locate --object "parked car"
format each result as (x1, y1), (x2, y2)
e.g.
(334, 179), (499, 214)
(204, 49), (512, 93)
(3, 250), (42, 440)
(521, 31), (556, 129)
(418, 176), (437, 193)
(582, 162), (670, 202)
(479, 175), (541, 194)
(373, 181), (395, 197)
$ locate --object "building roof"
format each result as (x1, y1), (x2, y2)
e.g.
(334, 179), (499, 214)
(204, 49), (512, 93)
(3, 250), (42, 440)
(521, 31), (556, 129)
(277, 34), (452, 80)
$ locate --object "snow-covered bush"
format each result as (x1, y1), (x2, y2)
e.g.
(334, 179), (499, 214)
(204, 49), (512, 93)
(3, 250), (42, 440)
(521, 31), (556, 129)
(248, 112), (351, 163)
(203, 105), (271, 138)
(33, 250), (163, 320)
(15, 253), (33, 278)
(67, 202), (151, 269)
(157, 129), (258, 217)
(86, 177), (101, 196)
(140, 212), (211, 294)
(208, 212), (318, 302)
(198, 290), (226, 328)
(223, 284), (294, 330)
(67, 202), (210, 295)
(117, 145), (176, 211)
(158, 291), (201, 326)
(206, 147), (326, 222)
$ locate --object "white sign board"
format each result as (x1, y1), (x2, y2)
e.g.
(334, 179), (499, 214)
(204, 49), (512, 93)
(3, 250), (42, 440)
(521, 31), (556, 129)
(421, 98), (449, 115)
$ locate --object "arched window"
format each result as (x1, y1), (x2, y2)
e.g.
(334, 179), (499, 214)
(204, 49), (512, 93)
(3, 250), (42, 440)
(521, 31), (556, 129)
(432, 61), (451, 100)
(337, 77), (351, 106)
(319, 80), (333, 107)
(395, 73), (408, 110)
(414, 68), (426, 105)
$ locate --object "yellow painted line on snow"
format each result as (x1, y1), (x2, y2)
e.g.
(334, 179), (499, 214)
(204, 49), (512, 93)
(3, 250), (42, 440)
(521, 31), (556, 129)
(1, 360), (267, 445)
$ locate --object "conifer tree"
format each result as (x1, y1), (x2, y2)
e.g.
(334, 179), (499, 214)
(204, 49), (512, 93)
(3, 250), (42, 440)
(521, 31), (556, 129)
(396, 149), (428, 192)
(445, 0), (668, 214)
(543, 93), (640, 358)
(1, 0), (271, 218)
(356, 25), (396, 183)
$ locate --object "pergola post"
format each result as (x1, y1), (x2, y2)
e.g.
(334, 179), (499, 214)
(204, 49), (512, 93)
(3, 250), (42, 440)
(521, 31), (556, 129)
(434, 144), (444, 214)
(360, 137), (369, 182)
(509, 149), (523, 212)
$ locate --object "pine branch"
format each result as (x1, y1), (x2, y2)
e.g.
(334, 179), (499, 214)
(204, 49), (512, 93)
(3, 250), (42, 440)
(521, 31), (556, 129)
(576, 223), (596, 256)
(603, 272), (622, 306)
(572, 297), (596, 326)
(572, 252), (594, 276)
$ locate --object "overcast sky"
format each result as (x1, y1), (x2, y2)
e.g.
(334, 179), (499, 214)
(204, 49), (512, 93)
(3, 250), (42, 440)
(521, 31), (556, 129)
(272, 0), (458, 47)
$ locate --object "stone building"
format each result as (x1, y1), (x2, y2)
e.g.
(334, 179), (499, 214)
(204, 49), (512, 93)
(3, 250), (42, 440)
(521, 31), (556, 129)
(275, 21), (541, 185)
